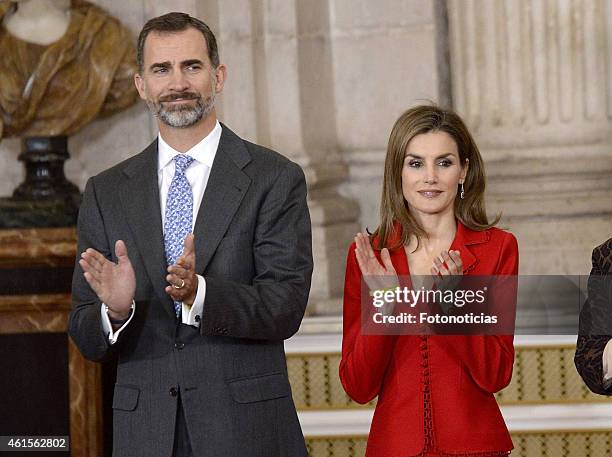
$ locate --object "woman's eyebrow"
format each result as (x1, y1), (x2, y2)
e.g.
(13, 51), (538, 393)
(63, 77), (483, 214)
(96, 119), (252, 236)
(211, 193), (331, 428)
(404, 152), (455, 159)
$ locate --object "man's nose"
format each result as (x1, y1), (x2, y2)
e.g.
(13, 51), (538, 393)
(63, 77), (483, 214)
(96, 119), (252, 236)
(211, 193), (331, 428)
(168, 70), (189, 91)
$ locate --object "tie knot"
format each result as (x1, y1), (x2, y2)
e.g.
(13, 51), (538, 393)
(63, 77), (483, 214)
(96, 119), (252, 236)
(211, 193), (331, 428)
(173, 154), (194, 174)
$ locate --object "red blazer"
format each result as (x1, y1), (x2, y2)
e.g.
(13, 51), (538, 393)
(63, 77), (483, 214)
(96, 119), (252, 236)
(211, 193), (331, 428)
(340, 223), (519, 456)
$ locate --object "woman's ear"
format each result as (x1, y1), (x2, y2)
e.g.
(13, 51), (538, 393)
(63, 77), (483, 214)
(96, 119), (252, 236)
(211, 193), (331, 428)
(460, 158), (469, 182)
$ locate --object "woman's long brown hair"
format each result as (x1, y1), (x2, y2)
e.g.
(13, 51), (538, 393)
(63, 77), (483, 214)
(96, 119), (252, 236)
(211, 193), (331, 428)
(372, 105), (499, 250)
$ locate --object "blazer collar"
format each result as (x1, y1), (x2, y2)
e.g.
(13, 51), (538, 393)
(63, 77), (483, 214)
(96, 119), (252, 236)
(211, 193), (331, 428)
(217, 122), (252, 169)
(450, 221), (491, 273)
(192, 123), (252, 273)
(390, 220), (491, 275)
(157, 121), (222, 171)
(121, 123), (252, 175)
(122, 138), (158, 178)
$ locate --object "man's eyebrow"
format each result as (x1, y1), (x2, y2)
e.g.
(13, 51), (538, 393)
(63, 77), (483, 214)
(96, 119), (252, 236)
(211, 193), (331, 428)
(149, 60), (204, 71)
(149, 61), (171, 70)
(181, 59), (204, 67)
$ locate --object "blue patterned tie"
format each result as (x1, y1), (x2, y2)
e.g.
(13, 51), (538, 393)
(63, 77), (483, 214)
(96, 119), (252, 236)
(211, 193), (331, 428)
(164, 154), (195, 317)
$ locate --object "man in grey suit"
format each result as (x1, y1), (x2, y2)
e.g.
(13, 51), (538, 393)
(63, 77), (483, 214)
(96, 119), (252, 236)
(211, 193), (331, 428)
(69, 12), (312, 457)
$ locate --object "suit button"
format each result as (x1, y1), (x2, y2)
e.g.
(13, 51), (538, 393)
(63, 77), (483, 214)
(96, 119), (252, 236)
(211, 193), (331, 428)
(174, 342), (185, 350)
(169, 387), (178, 397)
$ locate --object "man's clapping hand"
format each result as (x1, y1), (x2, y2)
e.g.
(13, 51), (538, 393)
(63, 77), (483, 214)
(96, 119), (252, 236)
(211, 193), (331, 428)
(79, 240), (135, 320)
(165, 234), (198, 305)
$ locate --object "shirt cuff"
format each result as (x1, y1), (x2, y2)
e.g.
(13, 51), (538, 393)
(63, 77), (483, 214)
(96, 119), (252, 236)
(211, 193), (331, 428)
(182, 274), (205, 327)
(101, 301), (136, 345)
(603, 339), (612, 383)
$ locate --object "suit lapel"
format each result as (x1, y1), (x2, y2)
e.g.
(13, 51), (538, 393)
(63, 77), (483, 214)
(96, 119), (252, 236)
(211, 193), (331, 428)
(119, 140), (174, 317)
(194, 124), (252, 274)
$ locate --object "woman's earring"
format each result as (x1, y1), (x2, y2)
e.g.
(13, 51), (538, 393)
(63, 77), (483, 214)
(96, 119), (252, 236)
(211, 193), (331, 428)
(460, 182), (465, 199)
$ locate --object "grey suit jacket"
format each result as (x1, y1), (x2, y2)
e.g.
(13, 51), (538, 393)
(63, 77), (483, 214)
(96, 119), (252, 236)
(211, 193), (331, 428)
(69, 124), (313, 457)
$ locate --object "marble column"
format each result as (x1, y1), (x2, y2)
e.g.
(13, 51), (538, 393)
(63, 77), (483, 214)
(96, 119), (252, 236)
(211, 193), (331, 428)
(448, 0), (612, 275)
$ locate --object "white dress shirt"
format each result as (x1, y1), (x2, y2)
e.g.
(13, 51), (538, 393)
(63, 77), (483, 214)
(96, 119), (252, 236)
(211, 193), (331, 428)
(101, 121), (222, 343)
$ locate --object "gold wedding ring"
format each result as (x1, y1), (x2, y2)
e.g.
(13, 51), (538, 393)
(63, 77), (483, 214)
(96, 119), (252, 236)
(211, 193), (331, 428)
(173, 278), (185, 289)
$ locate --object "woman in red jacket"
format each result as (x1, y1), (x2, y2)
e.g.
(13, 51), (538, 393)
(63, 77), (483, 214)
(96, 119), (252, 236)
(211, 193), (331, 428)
(340, 105), (518, 457)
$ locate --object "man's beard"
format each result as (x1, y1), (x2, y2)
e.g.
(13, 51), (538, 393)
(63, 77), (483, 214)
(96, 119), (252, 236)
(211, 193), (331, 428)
(147, 90), (215, 128)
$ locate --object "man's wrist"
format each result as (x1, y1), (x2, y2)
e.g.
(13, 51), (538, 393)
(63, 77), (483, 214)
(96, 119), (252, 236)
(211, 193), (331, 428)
(105, 304), (132, 322)
(183, 279), (198, 306)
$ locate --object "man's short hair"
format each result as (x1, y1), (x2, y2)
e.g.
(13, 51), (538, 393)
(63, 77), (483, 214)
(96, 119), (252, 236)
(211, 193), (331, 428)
(137, 12), (220, 72)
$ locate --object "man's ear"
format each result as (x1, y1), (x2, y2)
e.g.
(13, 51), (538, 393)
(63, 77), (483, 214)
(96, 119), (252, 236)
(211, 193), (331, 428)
(213, 64), (227, 94)
(134, 73), (147, 101)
